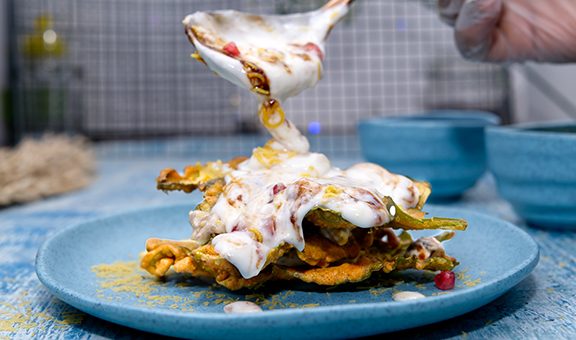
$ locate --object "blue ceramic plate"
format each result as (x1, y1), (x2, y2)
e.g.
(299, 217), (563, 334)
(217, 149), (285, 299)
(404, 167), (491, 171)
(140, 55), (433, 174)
(36, 205), (538, 339)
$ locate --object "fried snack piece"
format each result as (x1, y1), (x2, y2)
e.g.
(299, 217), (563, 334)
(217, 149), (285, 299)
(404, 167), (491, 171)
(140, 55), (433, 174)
(156, 156), (467, 232)
(142, 240), (292, 291)
(156, 157), (247, 193)
(195, 178), (226, 212)
(307, 203), (467, 232)
(296, 233), (361, 267)
(146, 157), (466, 290)
(279, 230), (457, 286)
(277, 253), (454, 286)
(304, 181), (466, 232)
(277, 256), (384, 286)
(414, 181), (431, 211)
(141, 227), (458, 290)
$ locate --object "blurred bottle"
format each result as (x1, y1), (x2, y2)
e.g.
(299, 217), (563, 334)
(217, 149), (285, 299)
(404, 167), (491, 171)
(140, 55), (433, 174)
(22, 14), (66, 60)
(18, 13), (81, 137)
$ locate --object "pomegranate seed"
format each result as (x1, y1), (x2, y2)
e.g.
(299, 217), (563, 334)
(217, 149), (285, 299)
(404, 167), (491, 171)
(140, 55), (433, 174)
(434, 271), (455, 290)
(223, 42), (240, 57)
(272, 183), (286, 195)
(303, 42), (324, 60)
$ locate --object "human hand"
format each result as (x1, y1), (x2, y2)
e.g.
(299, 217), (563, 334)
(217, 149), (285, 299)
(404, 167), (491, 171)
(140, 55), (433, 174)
(438, 0), (576, 62)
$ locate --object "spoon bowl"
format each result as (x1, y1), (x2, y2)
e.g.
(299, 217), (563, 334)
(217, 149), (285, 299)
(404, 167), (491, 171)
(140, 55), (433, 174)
(182, 0), (353, 101)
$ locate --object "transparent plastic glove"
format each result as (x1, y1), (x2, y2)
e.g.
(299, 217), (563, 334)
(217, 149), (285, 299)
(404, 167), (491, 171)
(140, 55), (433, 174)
(437, 0), (576, 62)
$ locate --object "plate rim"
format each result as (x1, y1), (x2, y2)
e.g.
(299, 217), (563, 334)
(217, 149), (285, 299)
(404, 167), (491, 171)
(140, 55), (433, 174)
(35, 204), (540, 323)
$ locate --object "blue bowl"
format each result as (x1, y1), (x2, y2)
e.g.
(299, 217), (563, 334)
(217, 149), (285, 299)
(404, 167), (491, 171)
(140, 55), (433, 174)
(486, 122), (576, 230)
(359, 111), (500, 200)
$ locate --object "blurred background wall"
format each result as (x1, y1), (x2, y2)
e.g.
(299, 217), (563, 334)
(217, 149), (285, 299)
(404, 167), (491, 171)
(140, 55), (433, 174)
(0, 0), (7, 145)
(6, 0), (507, 146)
(511, 64), (576, 123)
(2, 0), (575, 153)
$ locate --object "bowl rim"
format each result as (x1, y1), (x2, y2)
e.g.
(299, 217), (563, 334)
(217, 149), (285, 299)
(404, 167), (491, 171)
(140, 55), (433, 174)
(487, 121), (576, 140)
(359, 110), (501, 128)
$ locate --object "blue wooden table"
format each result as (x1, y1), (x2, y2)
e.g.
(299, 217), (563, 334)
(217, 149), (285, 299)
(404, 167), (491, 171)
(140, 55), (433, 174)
(1, 137), (574, 339)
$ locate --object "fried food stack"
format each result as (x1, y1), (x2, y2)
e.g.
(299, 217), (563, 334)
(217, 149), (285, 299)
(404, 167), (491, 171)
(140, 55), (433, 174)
(140, 157), (467, 291)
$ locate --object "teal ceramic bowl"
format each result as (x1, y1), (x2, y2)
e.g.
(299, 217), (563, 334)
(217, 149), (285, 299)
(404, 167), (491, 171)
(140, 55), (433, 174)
(486, 122), (576, 230)
(358, 111), (500, 200)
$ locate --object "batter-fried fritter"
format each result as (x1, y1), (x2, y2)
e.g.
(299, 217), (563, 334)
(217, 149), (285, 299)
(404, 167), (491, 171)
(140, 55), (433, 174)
(141, 224), (458, 290)
(156, 157), (246, 193)
(143, 154), (466, 291)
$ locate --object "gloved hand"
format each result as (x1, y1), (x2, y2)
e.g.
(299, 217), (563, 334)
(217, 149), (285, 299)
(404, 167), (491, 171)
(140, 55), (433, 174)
(437, 0), (576, 62)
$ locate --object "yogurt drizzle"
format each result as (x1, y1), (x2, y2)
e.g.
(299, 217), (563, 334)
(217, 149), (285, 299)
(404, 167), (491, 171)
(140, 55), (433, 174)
(183, 1), (428, 279)
(392, 291), (426, 301)
(223, 301), (263, 314)
(190, 146), (421, 279)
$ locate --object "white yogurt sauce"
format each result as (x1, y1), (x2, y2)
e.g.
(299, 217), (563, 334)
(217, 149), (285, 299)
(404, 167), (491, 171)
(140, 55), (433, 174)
(181, 1), (426, 280)
(224, 301), (263, 314)
(183, 4), (349, 102)
(392, 291), (426, 302)
(190, 149), (421, 279)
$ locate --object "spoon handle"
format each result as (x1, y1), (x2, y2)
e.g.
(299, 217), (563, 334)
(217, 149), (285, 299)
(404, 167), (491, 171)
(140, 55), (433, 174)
(322, 0), (355, 10)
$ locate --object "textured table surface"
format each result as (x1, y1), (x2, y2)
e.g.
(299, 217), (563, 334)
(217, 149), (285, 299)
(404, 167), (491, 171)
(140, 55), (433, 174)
(0, 138), (574, 340)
